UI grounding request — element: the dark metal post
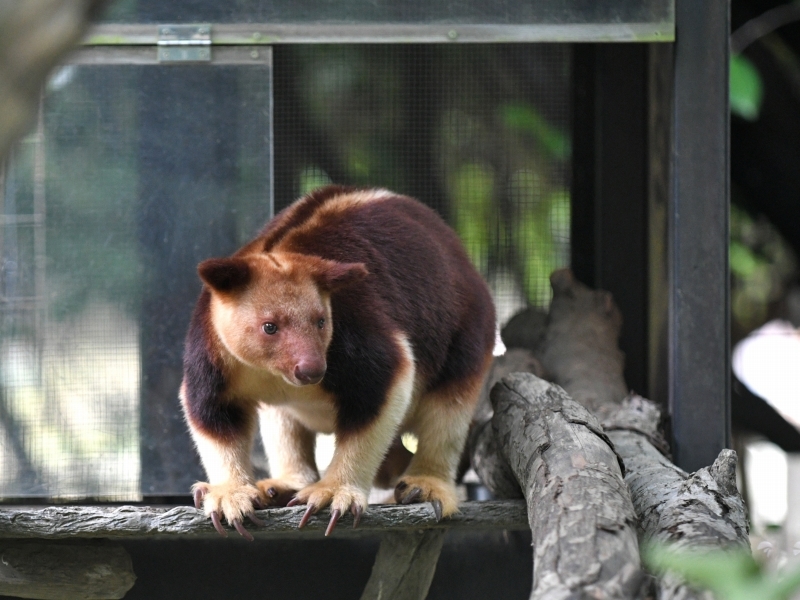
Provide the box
[669,0,731,471]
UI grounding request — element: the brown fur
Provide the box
[181,186,496,533]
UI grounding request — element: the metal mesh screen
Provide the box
[0,61,272,500]
[274,44,571,323]
[0,43,570,501]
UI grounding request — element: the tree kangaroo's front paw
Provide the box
[255,478,302,507]
[394,475,459,521]
[192,481,266,541]
[287,480,368,536]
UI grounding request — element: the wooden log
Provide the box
[540,272,750,551]
[0,0,108,160]
[0,501,528,540]
[489,373,646,599]
[474,348,544,425]
[0,540,135,600]
[539,269,628,419]
[604,397,748,551]
[604,396,749,600]
[469,348,542,500]
[359,530,445,600]
[491,269,752,600]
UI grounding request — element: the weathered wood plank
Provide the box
[0,501,528,540]
[0,540,135,600]
[359,530,446,600]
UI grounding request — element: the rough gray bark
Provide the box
[480,269,751,600]
[359,530,445,600]
[539,269,628,419]
[0,502,523,600]
[604,397,749,600]
[0,0,108,161]
[470,348,543,500]
[475,348,544,425]
[543,272,750,558]
[0,501,528,540]
[604,397,748,551]
[482,373,645,599]
[0,541,135,600]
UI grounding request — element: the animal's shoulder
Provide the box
[257,185,359,251]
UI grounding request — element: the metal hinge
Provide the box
[157,24,211,62]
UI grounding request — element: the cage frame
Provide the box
[0,2,733,597]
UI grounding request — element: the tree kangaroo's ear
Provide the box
[198,257,251,293]
[305,257,369,292]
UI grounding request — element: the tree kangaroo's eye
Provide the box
[317,318,325,329]
[262,323,278,335]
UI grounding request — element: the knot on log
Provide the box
[709,449,739,497]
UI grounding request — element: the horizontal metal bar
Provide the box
[0,214,43,226]
[157,40,212,46]
[0,296,42,306]
[65,46,272,66]
[84,22,675,45]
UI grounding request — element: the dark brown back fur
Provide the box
[269,188,495,413]
[186,186,495,435]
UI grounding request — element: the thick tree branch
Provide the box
[476,269,751,600]
[0,501,528,540]
[0,0,107,160]
[481,373,646,599]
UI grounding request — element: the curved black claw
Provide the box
[248,511,265,527]
[431,500,443,522]
[232,519,254,541]
[193,488,205,510]
[287,497,301,507]
[394,481,408,500]
[253,496,267,510]
[266,487,278,499]
[325,509,341,537]
[351,504,363,529]
[298,503,317,529]
[399,487,423,505]
[210,511,228,538]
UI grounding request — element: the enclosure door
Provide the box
[0,48,272,499]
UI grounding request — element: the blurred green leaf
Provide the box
[298,166,332,196]
[643,543,800,600]
[450,163,494,273]
[730,54,763,121]
[499,103,571,160]
[730,240,764,278]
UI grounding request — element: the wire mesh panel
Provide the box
[0,56,272,500]
[1,43,569,502]
[273,44,572,323]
